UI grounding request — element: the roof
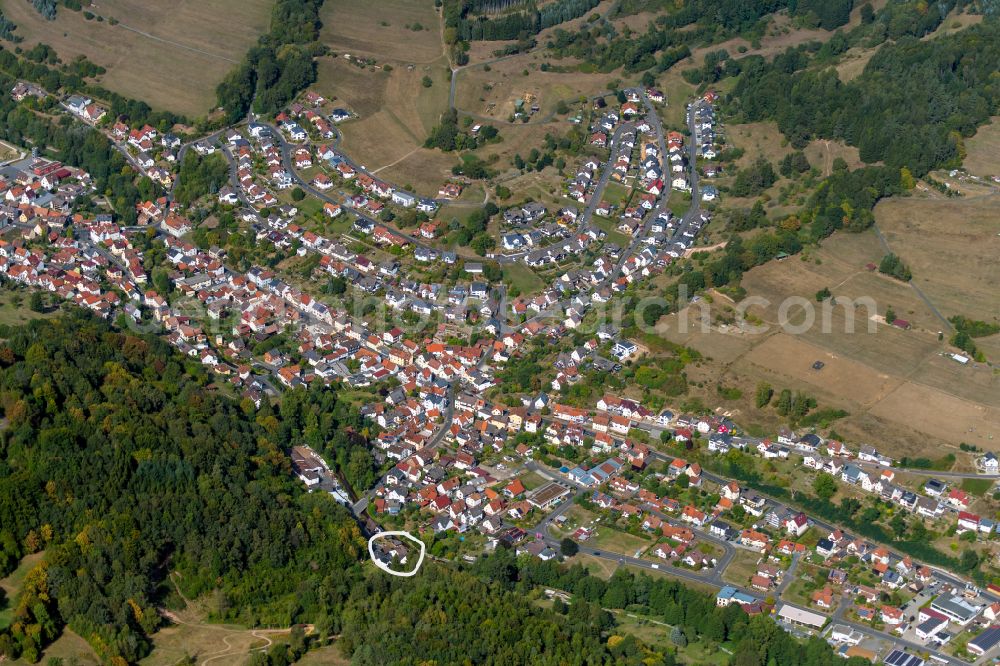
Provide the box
[969,625,1000,654]
[883,649,924,666]
[777,604,826,629]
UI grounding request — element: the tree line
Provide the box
[448,0,601,41]
[728,19,1000,176]
[216,0,325,123]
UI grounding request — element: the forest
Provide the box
[728,19,1000,175]
[342,547,872,666]
[451,0,602,41]
[0,312,367,662]
[216,0,324,123]
[173,151,230,206]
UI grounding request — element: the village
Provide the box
[2,75,1000,666]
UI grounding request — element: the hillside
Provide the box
[0,0,273,117]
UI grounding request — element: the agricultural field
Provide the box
[656,223,1000,457]
[0,0,273,117]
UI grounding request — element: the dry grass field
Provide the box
[1,0,273,117]
[874,195,1000,323]
[656,225,1000,457]
[835,46,878,82]
[320,0,444,64]
[964,117,1000,178]
[454,53,616,121]
[19,630,100,666]
[315,0,458,192]
[726,122,863,176]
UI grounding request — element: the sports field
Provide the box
[1,0,273,117]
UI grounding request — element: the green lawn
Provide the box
[613,612,730,665]
[603,182,633,207]
[592,216,631,247]
[667,190,692,218]
[517,470,547,491]
[591,527,654,556]
[961,478,994,496]
[0,288,57,328]
[503,263,545,297]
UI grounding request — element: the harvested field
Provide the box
[1,0,272,117]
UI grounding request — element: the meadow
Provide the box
[1,0,273,117]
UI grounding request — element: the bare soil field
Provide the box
[320,0,445,64]
[1,0,272,117]
[964,117,1000,178]
[656,227,1000,456]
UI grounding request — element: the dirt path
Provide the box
[370,147,421,174]
[111,22,239,64]
[161,573,313,666]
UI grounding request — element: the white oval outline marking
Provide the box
[367,530,425,577]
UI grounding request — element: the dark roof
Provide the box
[969,625,1000,653]
[884,649,924,666]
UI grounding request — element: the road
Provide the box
[350,387,456,517]
[577,120,637,231]
[260,122,438,250]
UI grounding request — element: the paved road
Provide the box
[578,120,637,231]
[351,388,456,517]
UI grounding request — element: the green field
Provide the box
[592,216,631,247]
[961,478,994,496]
[503,263,545,296]
[591,527,654,556]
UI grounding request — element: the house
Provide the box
[980,452,999,473]
[392,191,416,208]
[612,339,637,360]
[739,529,769,552]
[880,605,904,625]
[811,587,834,609]
[783,512,809,537]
